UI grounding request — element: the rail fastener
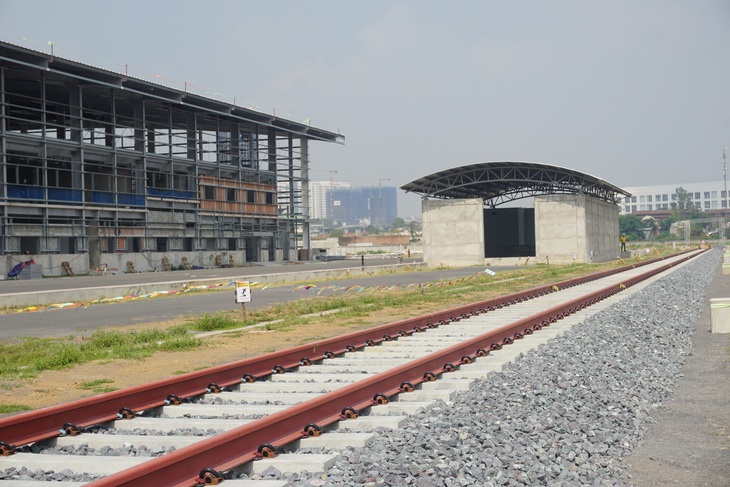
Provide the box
[206,383,228,393]
[304,423,323,437]
[400,381,415,392]
[0,441,16,456]
[257,443,278,458]
[165,394,182,406]
[341,406,359,419]
[198,467,224,485]
[373,393,389,405]
[60,422,83,436]
[117,407,136,419]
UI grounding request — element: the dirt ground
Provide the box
[0,249,687,413]
[622,267,730,487]
[0,307,412,412]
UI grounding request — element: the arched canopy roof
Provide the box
[400,161,630,207]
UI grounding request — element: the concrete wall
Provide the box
[422,198,485,267]
[3,251,247,278]
[339,235,410,246]
[534,194,618,264]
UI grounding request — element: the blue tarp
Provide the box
[8,259,34,278]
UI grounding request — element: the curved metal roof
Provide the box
[400,161,630,207]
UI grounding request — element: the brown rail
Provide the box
[85,249,702,486]
[0,250,698,455]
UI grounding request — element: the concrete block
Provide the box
[710,298,730,333]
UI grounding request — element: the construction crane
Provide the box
[311,169,338,185]
[348,177,390,188]
[351,178,390,198]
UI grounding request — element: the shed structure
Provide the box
[401,162,631,266]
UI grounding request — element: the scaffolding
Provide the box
[0,41,344,273]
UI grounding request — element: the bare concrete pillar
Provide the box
[710,298,730,333]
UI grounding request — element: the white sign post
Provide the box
[235,281,251,324]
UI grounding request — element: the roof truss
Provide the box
[401,162,630,207]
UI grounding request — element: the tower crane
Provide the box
[349,177,390,197]
[311,169,338,185]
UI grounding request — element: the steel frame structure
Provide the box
[0,41,343,267]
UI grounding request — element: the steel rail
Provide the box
[0,250,697,450]
[83,249,702,486]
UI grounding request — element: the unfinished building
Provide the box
[0,41,344,276]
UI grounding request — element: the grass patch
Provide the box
[0,404,32,414]
[264,315,313,332]
[78,378,117,393]
[0,248,681,382]
[188,313,242,332]
[0,327,201,381]
[79,378,114,389]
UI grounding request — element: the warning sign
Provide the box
[235,281,251,303]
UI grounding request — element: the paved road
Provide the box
[0,259,504,340]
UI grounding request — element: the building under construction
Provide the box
[329,186,398,227]
[0,41,344,276]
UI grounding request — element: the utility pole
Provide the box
[722,145,728,216]
[722,145,728,242]
[328,170,337,223]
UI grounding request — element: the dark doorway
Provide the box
[484,207,535,257]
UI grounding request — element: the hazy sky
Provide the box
[2,1,729,217]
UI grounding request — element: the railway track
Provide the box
[0,250,704,486]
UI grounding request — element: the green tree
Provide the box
[408,220,420,241]
[660,214,679,234]
[670,187,695,218]
[619,214,644,241]
[392,217,406,229]
[668,187,706,237]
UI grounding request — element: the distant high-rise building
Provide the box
[309,180,351,220]
[329,186,398,226]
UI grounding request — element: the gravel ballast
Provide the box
[1,250,719,485]
[280,250,718,486]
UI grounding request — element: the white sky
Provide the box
[2,0,729,218]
